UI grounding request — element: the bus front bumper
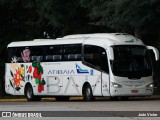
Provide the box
[110,87,153,97]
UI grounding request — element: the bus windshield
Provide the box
[110,45,152,78]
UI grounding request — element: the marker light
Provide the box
[112,82,122,88]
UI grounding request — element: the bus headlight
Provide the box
[146,83,154,88]
[112,82,122,88]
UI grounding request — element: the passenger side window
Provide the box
[45,46,62,62]
[20,47,31,62]
[30,46,44,62]
[84,45,109,73]
[84,45,101,68]
[7,47,27,63]
[7,47,19,63]
[7,46,44,63]
[63,44,82,61]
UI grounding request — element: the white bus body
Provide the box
[5,33,159,101]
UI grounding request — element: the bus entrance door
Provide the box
[101,72,110,96]
[101,50,110,96]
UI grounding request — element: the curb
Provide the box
[0,96,159,102]
[0,97,83,102]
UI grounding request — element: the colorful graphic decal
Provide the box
[32,62,46,93]
[26,65,33,81]
[27,65,32,73]
[21,47,31,62]
[9,47,46,93]
[90,69,94,75]
[9,62,46,93]
[76,64,89,74]
[76,64,94,75]
[11,56,18,63]
[10,64,25,91]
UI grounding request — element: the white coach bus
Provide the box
[5,33,159,101]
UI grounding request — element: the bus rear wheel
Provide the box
[83,84,94,101]
[25,85,41,101]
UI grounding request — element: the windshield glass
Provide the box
[110,45,152,78]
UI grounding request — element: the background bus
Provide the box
[5,33,159,101]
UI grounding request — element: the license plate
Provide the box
[131,90,138,93]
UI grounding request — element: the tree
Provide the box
[79,0,160,45]
[35,0,94,36]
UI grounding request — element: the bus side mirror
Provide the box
[147,46,159,61]
[108,47,114,60]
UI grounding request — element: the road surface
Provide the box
[0,96,160,120]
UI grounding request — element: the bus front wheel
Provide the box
[83,84,94,101]
[120,97,129,101]
[110,97,119,101]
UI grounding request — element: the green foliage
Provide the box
[0,0,159,41]
[79,0,160,45]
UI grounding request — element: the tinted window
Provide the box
[7,47,17,63]
[7,46,44,63]
[111,45,152,77]
[101,49,109,73]
[63,44,82,61]
[7,47,27,63]
[45,46,62,62]
[20,47,31,62]
[30,46,44,62]
[84,45,109,73]
[84,45,101,67]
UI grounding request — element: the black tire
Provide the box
[110,96,119,101]
[83,84,94,101]
[55,96,70,101]
[34,96,42,101]
[120,97,129,101]
[25,85,41,101]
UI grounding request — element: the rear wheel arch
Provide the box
[24,82,32,96]
[24,82,41,101]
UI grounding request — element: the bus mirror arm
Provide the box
[108,47,114,60]
[147,46,159,61]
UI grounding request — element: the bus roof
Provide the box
[62,33,144,45]
[63,33,128,39]
[7,38,85,47]
[7,33,144,47]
